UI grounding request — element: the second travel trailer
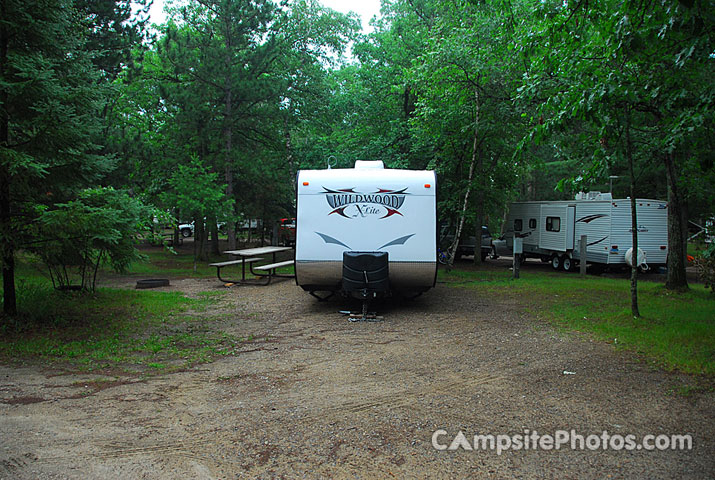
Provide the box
[502,192,668,271]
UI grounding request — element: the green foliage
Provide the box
[694,243,715,293]
[30,188,151,291]
[74,0,152,81]
[0,0,114,229]
[161,157,231,222]
[408,0,530,230]
[1,0,122,314]
[517,0,713,196]
[106,0,359,243]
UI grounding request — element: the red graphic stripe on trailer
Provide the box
[329,207,350,218]
[376,188,408,194]
[322,187,356,194]
[381,208,404,219]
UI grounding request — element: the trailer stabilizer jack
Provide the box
[339,303,383,322]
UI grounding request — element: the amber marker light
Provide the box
[303,181,309,186]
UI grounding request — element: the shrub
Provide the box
[693,243,715,293]
[29,188,152,291]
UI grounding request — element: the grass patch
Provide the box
[125,249,223,278]
[123,245,294,280]
[1,277,251,375]
[16,243,294,282]
[442,268,715,375]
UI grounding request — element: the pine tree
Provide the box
[0,0,112,315]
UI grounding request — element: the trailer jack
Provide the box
[339,300,383,322]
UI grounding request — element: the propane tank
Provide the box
[625,247,648,269]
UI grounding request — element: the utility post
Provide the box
[513,236,523,279]
[609,175,619,195]
[580,235,587,276]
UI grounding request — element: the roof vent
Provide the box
[355,160,384,169]
[575,191,612,201]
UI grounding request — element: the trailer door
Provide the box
[565,205,575,250]
[539,204,570,252]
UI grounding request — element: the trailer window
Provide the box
[529,218,537,229]
[546,216,561,232]
[514,219,523,232]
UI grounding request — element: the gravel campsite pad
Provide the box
[1,275,713,478]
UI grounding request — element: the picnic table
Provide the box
[210,245,295,285]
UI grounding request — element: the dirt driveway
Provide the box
[1,275,713,479]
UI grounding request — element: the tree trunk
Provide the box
[202,221,209,260]
[1,241,16,317]
[629,191,640,318]
[448,153,475,266]
[0,12,16,316]
[224,66,236,250]
[192,219,198,272]
[260,203,266,247]
[663,152,689,291]
[208,216,220,255]
[473,218,483,264]
[284,116,296,188]
[0,141,16,318]
[473,179,484,265]
[448,87,480,266]
[473,93,484,266]
[195,219,207,262]
[626,110,640,317]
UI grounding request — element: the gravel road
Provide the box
[1,272,712,479]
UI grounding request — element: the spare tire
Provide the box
[136,278,170,289]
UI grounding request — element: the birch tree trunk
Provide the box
[448,88,480,265]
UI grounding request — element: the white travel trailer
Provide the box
[503,192,669,271]
[295,161,437,298]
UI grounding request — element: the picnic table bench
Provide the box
[209,257,263,284]
[212,246,295,285]
[252,259,296,285]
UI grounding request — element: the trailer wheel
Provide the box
[562,257,573,272]
[551,254,561,270]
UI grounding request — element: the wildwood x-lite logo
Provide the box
[323,187,407,219]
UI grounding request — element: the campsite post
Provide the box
[513,235,523,279]
[580,235,587,276]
